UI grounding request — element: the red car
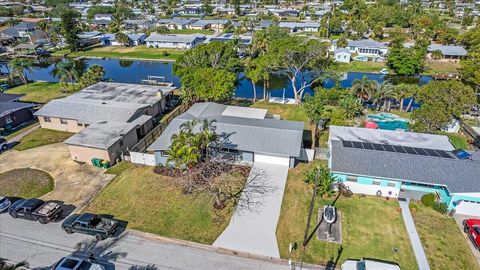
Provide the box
[463,219,480,250]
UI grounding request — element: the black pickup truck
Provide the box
[8,198,63,224]
[62,213,118,240]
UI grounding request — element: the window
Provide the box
[5,115,12,124]
[387,182,396,187]
[346,175,357,182]
[44,116,51,123]
[372,180,381,185]
[119,140,124,147]
[77,122,83,127]
[60,119,68,125]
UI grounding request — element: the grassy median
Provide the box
[276,162,418,269]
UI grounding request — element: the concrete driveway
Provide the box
[0,143,113,210]
[454,214,480,266]
[213,162,289,258]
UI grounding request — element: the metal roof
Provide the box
[147,102,304,157]
[330,140,480,193]
[64,121,138,149]
[333,39,388,49]
[329,126,454,151]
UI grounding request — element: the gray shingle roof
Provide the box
[0,101,34,118]
[145,34,205,43]
[334,39,388,49]
[0,93,23,102]
[330,140,480,193]
[147,102,304,157]
[64,121,138,149]
[427,44,467,56]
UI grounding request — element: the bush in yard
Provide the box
[433,202,448,214]
[421,193,436,207]
[335,182,353,198]
[162,51,170,56]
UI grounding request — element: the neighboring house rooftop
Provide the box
[0,92,23,102]
[427,44,468,56]
[278,21,320,29]
[64,121,138,149]
[0,101,35,118]
[78,31,104,39]
[329,126,454,151]
[148,102,304,157]
[330,139,480,193]
[145,34,205,43]
[333,39,388,49]
[334,48,351,54]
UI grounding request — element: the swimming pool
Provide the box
[367,113,409,131]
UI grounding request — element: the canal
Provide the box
[0,58,433,99]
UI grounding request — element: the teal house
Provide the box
[328,126,480,216]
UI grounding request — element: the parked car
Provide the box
[62,213,118,240]
[51,257,105,270]
[0,197,11,212]
[463,219,480,250]
[8,198,63,224]
[0,137,7,150]
[342,259,400,270]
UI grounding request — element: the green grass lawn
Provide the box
[0,168,54,198]
[276,162,417,269]
[410,201,480,270]
[229,100,310,126]
[443,133,469,150]
[336,61,387,73]
[14,128,73,151]
[423,60,460,75]
[6,82,78,104]
[59,45,185,61]
[84,162,239,244]
[3,121,37,140]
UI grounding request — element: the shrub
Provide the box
[162,51,170,56]
[433,202,448,214]
[409,201,419,214]
[421,193,436,207]
[336,182,353,198]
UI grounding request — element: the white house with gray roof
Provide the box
[278,21,320,33]
[145,34,205,49]
[427,44,468,60]
[328,126,480,217]
[331,39,389,59]
[34,82,176,165]
[147,102,305,167]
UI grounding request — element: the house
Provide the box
[34,82,176,164]
[0,93,35,131]
[78,31,104,46]
[189,19,229,30]
[93,14,112,21]
[328,126,480,216]
[156,19,194,30]
[334,48,351,63]
[278,21,320,33]
[124,19,154,30]
[427,44,468,60]
[147,102,305,168]
[100,33,146,46]
[145,34,205,49]
[204,33,252,46]
[177,6,204,16]
[331,39,389,59]
[0,22,37,42]
[254,20,273,30]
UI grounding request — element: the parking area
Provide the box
[0,143,114,210]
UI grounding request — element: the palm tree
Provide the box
[350,75,378,103]
[52,60,81,92]
[374,82,395,111]
[392,84,409,112]
[156,26,170,35]
[8,59,32,86]
[198,119,218,160]
[245,60,263,102]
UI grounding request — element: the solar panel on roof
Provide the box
[383,145,396,152]
[352,141,363,148]
[393,145,406,153]
[343,140,353,148]
[372,143,385,151]
[436,150,453,158]
[362,142,374,150]
[403,147,417,155]
[424,149,441,157]
[413,148,429,156]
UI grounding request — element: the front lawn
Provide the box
[229,100,310,126]
[0,168,54,198]
[336,61,387,73]
[410,201,480,270]
[276,162,417,269]
[424,60,460,75]
[84,162,240,244]
[444,133,469,150]
[14,128,73,151]
[63,45,185,61]
[6,82,78,104]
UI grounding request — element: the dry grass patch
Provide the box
[0,168,54,198]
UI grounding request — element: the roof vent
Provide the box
[101,102,107,104]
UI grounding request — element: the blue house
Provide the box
[328,126,480,216]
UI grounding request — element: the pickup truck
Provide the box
[8,198,63,224]
[62,213,118,240]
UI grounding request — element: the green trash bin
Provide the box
[91,158,98,166]
[100,160,110,169]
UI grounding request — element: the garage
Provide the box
[254,153,290,166]
[455,201,480,217]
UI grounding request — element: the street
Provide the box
[0,214,319,270]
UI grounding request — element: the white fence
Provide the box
[299,148,315,161]
[130,151,157,166]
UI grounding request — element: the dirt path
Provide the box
[0,143,114,211]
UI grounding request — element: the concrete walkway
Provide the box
[213,162,289,258]
[5,123,40,146]
[398,199,430,270]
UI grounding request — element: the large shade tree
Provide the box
[60,9,81,52]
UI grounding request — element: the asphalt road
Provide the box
[0,213,319,270]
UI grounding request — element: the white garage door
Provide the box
[254,153,290,166]
[455,201,480,217]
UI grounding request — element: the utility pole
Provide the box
[302,169,319,248]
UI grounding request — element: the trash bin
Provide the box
[100,160,110,169]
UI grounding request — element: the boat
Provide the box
[323,205,336,224]
[380,68,389,75]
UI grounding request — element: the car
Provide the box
[51,257,105,270]
[0,137,7,150]
[0,197,11,212]
[342,259,400,270]
[8,198,63,224]
[62,213,118,240]
[463,219,480,250]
